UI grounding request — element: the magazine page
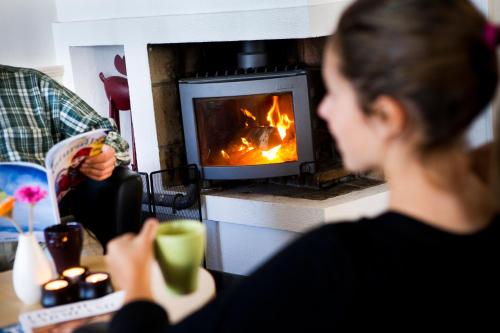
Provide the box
[19,291,124,333]
[44,130,107,203]
[0,163,59,242]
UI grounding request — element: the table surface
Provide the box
[0,256,215,327]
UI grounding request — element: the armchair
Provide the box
[59,166,143,248]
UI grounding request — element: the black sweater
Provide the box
[110,212,500,332]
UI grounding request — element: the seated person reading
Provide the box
[0,64,131,263]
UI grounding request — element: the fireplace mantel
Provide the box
[52,0,353,173]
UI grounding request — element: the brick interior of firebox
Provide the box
[147,37,384,198]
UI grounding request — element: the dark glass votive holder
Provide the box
[79,272,114,300]
[41,279,78,308]
[44,222,83,274]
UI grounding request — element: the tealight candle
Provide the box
[45,279,69,290]
[61,266,88,283]
[86,273,108,283]
[41,279,77,307]
[79,272,113,300]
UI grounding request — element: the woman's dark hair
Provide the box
[333,0,498,151]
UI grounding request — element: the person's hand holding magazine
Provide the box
[80,145,117,181]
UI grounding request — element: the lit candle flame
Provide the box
[85,273,109,283]
[45,280,69,291]
[62,267,86,278]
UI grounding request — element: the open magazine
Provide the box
[0,129,107,242]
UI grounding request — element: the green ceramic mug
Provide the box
[154,220,206,295]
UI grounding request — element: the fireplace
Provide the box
[179,69,314,180]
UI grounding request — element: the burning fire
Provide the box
[217,95,298,165]
[241,108,257,121]
[266,96,294,141]
[261,144,282,160]
[220,150,230,160]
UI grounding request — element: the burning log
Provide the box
[237,126,282,151]
[236,149,266,165]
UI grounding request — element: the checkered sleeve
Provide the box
[40,76,131,166]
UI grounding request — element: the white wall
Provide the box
[0,0,57,68]
[467,0,495,147]
[55,0,348,22]
[70,46,125,117]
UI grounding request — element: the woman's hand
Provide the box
[106,219,159,303]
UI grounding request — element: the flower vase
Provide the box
[12,233,53,305]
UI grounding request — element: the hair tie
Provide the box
[484,22,499,50]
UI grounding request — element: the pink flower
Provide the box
[14,186,48,205]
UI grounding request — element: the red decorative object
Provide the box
[99,55,137,170]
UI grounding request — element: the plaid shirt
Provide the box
[0,65,130,166]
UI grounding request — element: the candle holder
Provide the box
[79,272,113,300]
[44,223,83,274]
[41,279,78,308]
[61,266,88,284]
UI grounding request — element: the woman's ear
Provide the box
[368,95,406,143]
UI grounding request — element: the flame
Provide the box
[266,96,294,140]
[262,145,282,160]
[211,95,297,166]
[239,138,254,152]
[241,108,257,121]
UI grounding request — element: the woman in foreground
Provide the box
[106,0,500,331]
